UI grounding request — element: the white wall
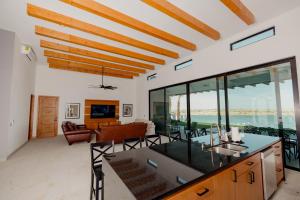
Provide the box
[8,36,36,156]
[0,29,36,161]
[136,6,300,120]
[0,29,15,161]
[33,64,137,136]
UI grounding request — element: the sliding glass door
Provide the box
[149,57,300,170]
[165,84,188,139]
[189,77,226,136]
[149,89,165,134]
[227,68,279,134]
[227,61,299,169]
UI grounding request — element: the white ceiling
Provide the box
[0,0,299,70]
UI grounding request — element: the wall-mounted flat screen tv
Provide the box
[90,104,116,118]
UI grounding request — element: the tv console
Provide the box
[84,99,120,129]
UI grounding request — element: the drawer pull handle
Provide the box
[197,188,209,197]
[274,146,280,149]
[275,154,280,157]
[247,161,254,166]
[232,169,237,182]
[251,171,255,183]
[248,172,253,184]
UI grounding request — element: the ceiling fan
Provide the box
[88,67,118,90]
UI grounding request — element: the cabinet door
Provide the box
[273,141,284,184]
[248,163,264,200]
[235,170,252,200]
[213,167,235,200]
[235,164,263,200]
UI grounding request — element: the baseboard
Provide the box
[0,156,7,162]
[6,140,28,160]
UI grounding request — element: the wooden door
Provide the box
[28,94,35,140]
[37,96,59,138]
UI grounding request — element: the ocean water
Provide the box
[191,115,296,130]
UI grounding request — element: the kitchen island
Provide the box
[102,134,283,200]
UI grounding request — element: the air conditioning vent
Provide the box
[21,44,36,61]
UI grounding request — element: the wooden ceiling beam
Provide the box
[40,40,154,70]
[47,58,134,78]
[35,26,165,64]
[60,0,197,50]
[220,0,255,25]
[27,4,179,58]
[44,50,144,74]
[142,0,220,40]
[49,63,133,79]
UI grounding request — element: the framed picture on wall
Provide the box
[123,104,133,117]
[65,103,80,119]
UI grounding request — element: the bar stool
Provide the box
[145,134,161,147]
[168,130,181,142]
[123,137,142,151]
[90,141,114,200]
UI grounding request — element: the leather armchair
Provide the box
[61,121,92,145]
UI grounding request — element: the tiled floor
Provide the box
[0,135,299,200]
[271,169,300,200]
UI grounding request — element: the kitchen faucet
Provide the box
[210,123,222,147]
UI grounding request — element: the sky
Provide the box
[170,80,295,112]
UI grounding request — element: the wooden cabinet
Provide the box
[235,160,263,200]
[165,152,264,200]
[234,153,263,200]
[272,141,284,184]
[165,178,215,200]
[213,167,235,200]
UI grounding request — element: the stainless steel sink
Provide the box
[219,143,247,152]
[208,146,239,156]
[207,143,248,157]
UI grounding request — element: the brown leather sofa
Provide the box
[95,122,147,144]
[61,121,92,145]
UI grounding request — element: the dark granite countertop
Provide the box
[151,133,281,174]
[105,134,281,200]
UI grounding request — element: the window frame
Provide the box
[174,59,193,71]
[147,73,157,81]
[230,27,275,51]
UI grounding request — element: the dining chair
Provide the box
[123,137,143,151]
[145,134,161,147]
[90,141,114,200]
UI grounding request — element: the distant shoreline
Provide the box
[171,110,295,116]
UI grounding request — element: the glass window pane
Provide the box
[175,60,192,71]
[227,62,299,169]
[166,84,187,139]
[231,28,275,50]
[150,89,165,134]
[189,78,222,137]
[227,69,278,132]
[218,77,226,127]
[277,63,299,169]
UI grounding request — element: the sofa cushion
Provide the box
[67,122,77,131]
